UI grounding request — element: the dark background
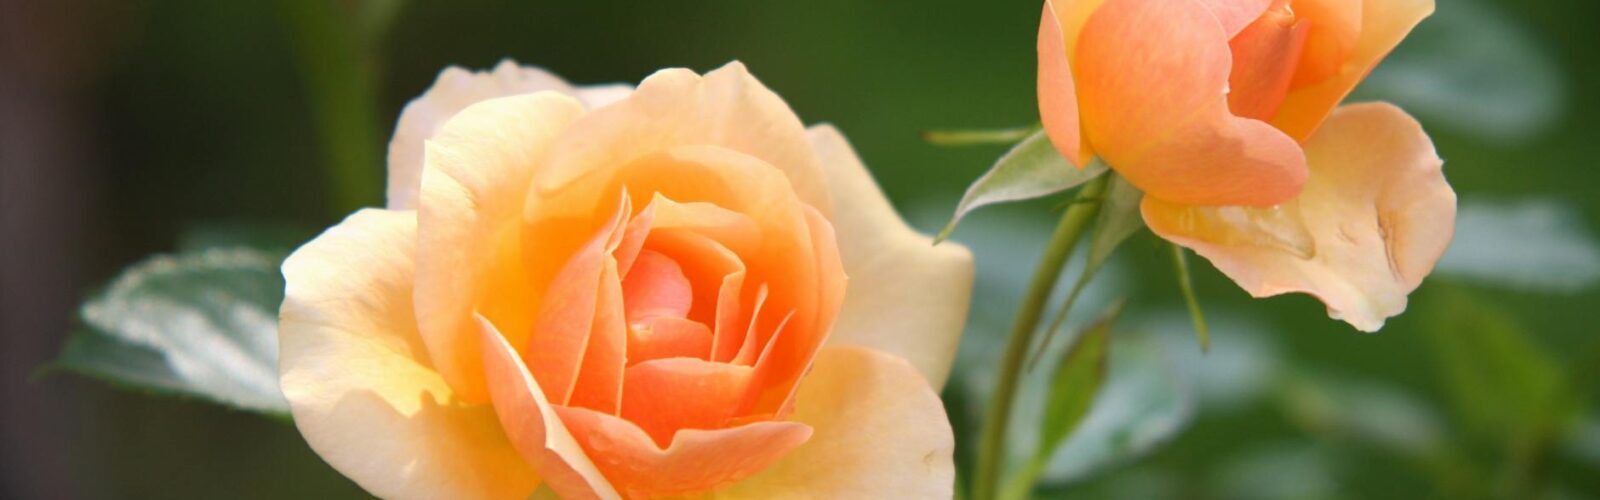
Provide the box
[2,0,1596,498]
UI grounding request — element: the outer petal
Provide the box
[1270,0,1434,141]
[415,93,586,403]
[279,209,538,500]
[556,406,812,498]
[1036,0,1090,167]
[1142,103,1456,331]
[806,125,973,389]
[1075,0,1307,206]
[480,317,622,500]
[536,61,834,215]
[387,59,632,209]
[714,346,956,499]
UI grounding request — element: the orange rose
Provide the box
[1038,0,1456,330]
[279,61,973,499]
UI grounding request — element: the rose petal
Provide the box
[1037,0,1092,167]
[1271,0,1432,141]
[537,61,833,215]
[527,194,631,410]
[279,209,538,499]
[1227,1,1311,121]
[1194,0,1274,36]
[556,406,811,498]
[414,93,585,403]
[713,346,956,499]
[479,317,622,500]
[1286,0,1364,89]
[388,60,630,209]
[621,249,694,325]
[620,358,756,447]
[807,125,974,389]
[1142,103,1455,332]
[627,316,713,365]
[1075,0,1307,206]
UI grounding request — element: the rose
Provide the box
[1037,0,1456,330]
[279,60,974,499]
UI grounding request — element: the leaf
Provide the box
[921,125,1038,147]
[937,130,1108,242]
[1038,301,1120,454]
[52,248,290,416]
[1419,287,1570,441]
[1354,0,1566,143]
[1020,330,1197,486]
[1003,302,1120,500]
[1169,243,1210,352]
[1278,372,1446,456]
[1435,199,1600,293]
[1029,174,1145,367]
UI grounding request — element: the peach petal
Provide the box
[620,358,755,447]
[626,317,713,365]
[1142,103,1455,332]
[567,256,627,415]
[1287,0,1364,88]
[280,209,539,500]
[722,284,770,364]
[745,206,846,415]
[1271,0,1432,141]
[1227,1,1311,121]
[807,125,974,389]
[387,60,631,210]
[1194,0,1274,36]
[415,93,585,403]
[525,195,631,406]
[537,62,832,215]
[647,230,748,359]
[713,346,955,499]
[1036,0,1090,167]
[621,249,693,325]
[479,317,621,500]
[1075,0,1307,206]
[555,406,811,498]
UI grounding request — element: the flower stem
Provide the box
[972,174,1109,500]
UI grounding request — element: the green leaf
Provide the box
[921,125,1038,147]
[1420,287,1570,441]
[937,130,1108,242]
[1004,302,1119,500]
[52,248,291,416]
[1029,174,1145,367]
[1170,243,1210,352]
[1039,301,1120,454]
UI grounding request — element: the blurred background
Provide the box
[2,0,1595,498]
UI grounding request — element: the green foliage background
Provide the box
[2,0,1596,498]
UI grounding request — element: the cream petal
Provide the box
[1142,103,1456,331]
[414,93,586,403]
[536,61,834,215]
[713,346,956,499]
[279,209,538,500]
[387,59,632,209]
[806,124,974,389]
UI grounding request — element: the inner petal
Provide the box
[621,249,693,325]
[1227,0,1310,121]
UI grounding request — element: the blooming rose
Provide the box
[279,60,974,499]
[1037,0,1456,330]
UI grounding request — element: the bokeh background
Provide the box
[3,0,1596,498]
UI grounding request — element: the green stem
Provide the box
[972,174,1109,500]
[280,0,385,217]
